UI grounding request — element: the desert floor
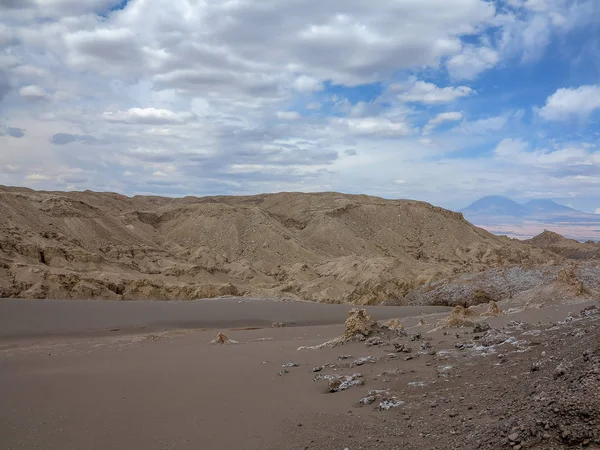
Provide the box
[1,297,598,450]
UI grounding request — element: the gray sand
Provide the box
[0,297,450,339]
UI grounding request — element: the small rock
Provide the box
[282,362,299,368]
[278,369,289,376]
[312,366,323,372]
[353,356,378,366]
[508,433,520,443]
[365,336,385,347]
[210,332,239,345]
[377,399,404,410]
[410,332,422,341]
[473,322,491,333]
[553,363,567,379]
[359,395,377,406]
[391,341,405,352]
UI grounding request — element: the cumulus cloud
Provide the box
[423,112,463,135]
[495,138,593,167]
[332,117,413,136]
[447,46,499,80]
[18,84,47,99]
[0,0,599,209]
[457,116,509,134]
[293,75,324,93]
[103,108,196,125]
[538,85,600,121]
[276,111,301,120]
[396,80,474,104]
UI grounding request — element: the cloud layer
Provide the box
[0,0,599,211]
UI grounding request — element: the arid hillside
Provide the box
[0,186,556,304]
[526,230,600,260]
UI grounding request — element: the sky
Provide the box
[1,0,600,212]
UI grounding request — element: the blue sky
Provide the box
[1,0,599,212]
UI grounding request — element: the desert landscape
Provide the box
[1,187,599,449]
[3,0,600,448]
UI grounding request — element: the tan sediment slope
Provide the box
[526,229,600,260]
[0,186,553,303]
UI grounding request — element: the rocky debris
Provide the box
[381,318,404,331]
[391,340,412,353]
[409,332,422,341]
[353,356,378,366]
[581,305,599,317]
[419,341,436,355]
[285,304,600,450]
[482,300,502,317]
[297,337,343,351]
[553,363,567,379]
[209,332,239,345]
[505,321,528,331]
[377,399,404,411]
[282,362,299,368]
[357,389,403,411]
[468,319,600,450]
[435,305,479,329]
[343,308,375,340]
[278,369,289,376]
[313,373,365,393]
[299,308,409,351]
[480,329,511,347]
[557,264,586,295]
[272,322,286,328]
[473,322,491,333]
[365,336,385,347]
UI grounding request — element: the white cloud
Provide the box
[538,85,600,121]
[495,138,593,167]
[26,173,52,181]
[0,0,599,211]
[103,108,196,125]
[447,46,499,80]
[457,116,509,134]
[276,111,301,120]
[423,112,463,135]
[18,84,47,98]
[396,80,474,104]
[293,75,324,93]
[332,117,413,136]
[494,138,529,158]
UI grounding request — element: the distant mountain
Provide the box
[523,199,577,215]
[461,196,600,242]
[462,196,579,218]
[461,195,527,218]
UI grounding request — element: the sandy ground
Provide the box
[0,298,449,339]
[1,298,598,450]
[0,298,449,450]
